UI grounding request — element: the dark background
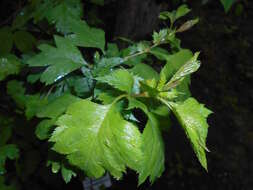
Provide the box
[0,0,252,190]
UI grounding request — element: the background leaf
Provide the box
[220,0,237,13]
[27,36,86,85]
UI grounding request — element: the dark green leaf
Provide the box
[0,27,13,55]
[27,36,86,85]
[0,54,21,81]
[7,80,26,109]
[220,0,236,13]
[45,0,83,34]
[13,31,36,53]
[66,19,105,51]
[0,144,19,174]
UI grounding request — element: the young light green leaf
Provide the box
[220,0,236,13]
[164,52,200,90]
[0,144,19,174]
[13,31,36,53]
[0,54,21,81]
[157,49,192,90]
[96,69,134,94]
[50,99,143,179]
[27,36,86,85]
[171,98,212,170]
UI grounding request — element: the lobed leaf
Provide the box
[27,36,86,85]
[171,98,212,169]
[96,69,134,94]
[50,99,143,179]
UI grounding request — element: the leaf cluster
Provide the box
[0,0,212,187]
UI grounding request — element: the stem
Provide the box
[157,97,173,110]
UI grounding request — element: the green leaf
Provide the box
[93,57,123,76]
[0,27,13,55]
[139,114,165,184]
[36,94,81,119]
[61,165,76,183]
[106,43,119,57]
[164,52,200,90]
[130,63,159,81]
[220,0,236,13]
[150,47,170,61]
[159,4,190,25]
[175,4,191,20]
[50,99,143,179]
[0,176,16,190]
[35,119,56,140]
[0,126,12,146]
[13,31,36,53]
[96,69,134,94]
[45,0,83,34]
[66,19,105,51]
[171,98,212,170]
[127,98,165,184]
[157,49,192,91]
[152,29,169,44]
[53,162,61,173]
[27,73,41,84]
[66,76,93,96]
[25,94,48,120]
[0,54,21,81]
[7,80,26,109]
[27,36,86,85]
[96,90,120,104]
[0,144,19,174]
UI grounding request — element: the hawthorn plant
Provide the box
[0,0,212,186]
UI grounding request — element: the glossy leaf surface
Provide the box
[27,36,86,85]
[171,98,212,169]
[50,100,143,179]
